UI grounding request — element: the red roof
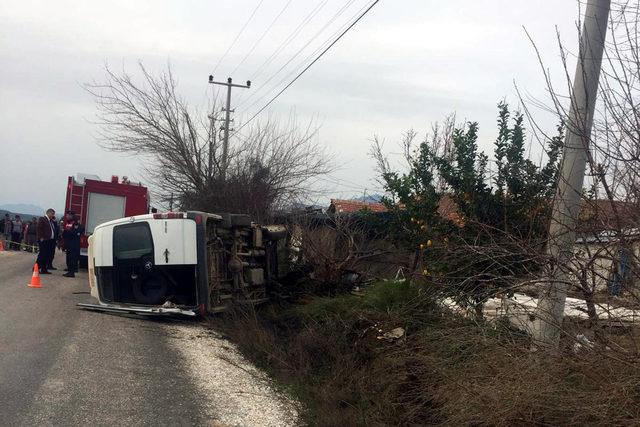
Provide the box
[578,199,639,232]
[329,195,638,232]
[329,199,388,214]
[437,194,465,227]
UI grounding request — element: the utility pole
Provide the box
[207,112,216,178]
[533,0,611,345]
[208,75,251,180]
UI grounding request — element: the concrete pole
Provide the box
[208,75,251,180]
[222,77,233,178]
[533,0,611,344]
[207,113,216,177]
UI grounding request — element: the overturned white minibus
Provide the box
[79,211,286,316]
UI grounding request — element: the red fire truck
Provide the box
[64,174,149,263]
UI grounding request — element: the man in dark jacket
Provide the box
[46,214,59,270]
[26,217,37,252]
[2,213,11,247]
[36,209,56,274]
[62,211,84,278]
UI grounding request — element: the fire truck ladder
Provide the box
[69,184,85,217]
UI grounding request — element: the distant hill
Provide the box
[352,194,383,203]
[0,203,45,216]
[0,209,37,222]
[1,204,70,223]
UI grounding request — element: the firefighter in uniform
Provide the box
[61,211,84,278]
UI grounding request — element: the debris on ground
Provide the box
[573,334,595,353]
[377,327,405,342]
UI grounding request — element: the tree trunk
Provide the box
[474,299,485,320]
[582,287,599,328]
[411,248,423,275]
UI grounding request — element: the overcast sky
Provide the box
[0,0,580,212]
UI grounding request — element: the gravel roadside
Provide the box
[165,323,300,427]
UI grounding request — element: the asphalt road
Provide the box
[0,251,297,426]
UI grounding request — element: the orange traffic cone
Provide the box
[0,240,4,251]
[28,263,42,288]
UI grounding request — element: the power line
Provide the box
[237,0,330,108]
[212,0,265,75]
[230,0,293,76]
[314,175,384,192]
[233,0,381,137]
[247,0,328,85]
[314,176,363,190]
[240,0,365,113]
[232,131,382,192]
[326,173,379,189]
[238,0,358,111]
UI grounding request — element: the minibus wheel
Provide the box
[132,274,168,305]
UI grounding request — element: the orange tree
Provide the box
[370,103,562,316]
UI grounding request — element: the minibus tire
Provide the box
[132,275,169,305]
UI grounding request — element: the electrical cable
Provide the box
[212,0,265,76]
[230,0,293,76]
[234,1,328,107]
[247,0,328,85]
[238,0,357,110]
[232,0,380,137]
[239,0,365,113]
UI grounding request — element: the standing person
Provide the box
[11,215,23,250]
[36,209,56,274]
[3,214,13,249]
[61,211,83,278]
[0,214,6,245]
[20,217,28,250]
[26,217,38,252]
[47,213,60,270]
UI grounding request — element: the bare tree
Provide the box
[370,114,457,194]
[289,213,388,294]
[85,64,332,221]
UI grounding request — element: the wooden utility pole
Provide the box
[533,0,611,345]
[208,75,251,179]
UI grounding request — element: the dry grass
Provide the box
[216,281,640,426]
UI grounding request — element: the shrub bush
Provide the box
[218,281,640,426]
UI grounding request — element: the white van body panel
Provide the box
[92,219,115,267]
[92,215,197,267]
[147,218,197,266]
[87,235,99,300]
